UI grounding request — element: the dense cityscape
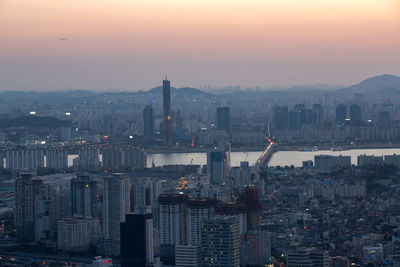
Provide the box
[0,74,399,266]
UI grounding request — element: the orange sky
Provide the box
[0,0,399,90]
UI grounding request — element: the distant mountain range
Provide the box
[145,86,211,97]
[336,74,400,94]
[0,74,399,105]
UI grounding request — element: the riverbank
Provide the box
[144,142,400,154]
[274,142,400,151]
[144,146,265,154]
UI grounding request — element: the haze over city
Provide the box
[2,1,400,267]
[1,0,400,91]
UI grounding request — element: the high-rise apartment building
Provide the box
[175,245,201,267]
[207,143,231,185]
[230,161,251,187]
[236,187,261,231]
[378,111,391,128]
[57,216,100,252]
[274,106,289,130]
[201,215,240,267]
[186,198,217,246]
[120,213,156,267]
[162,78,173,146]
[75,147,101,171]
[350,103,362,125]
[35,193,56,242]
[71,173,97,218]
[286,247,330,267]
[217,107,231,132]
[15,173,55,242]
[102,173,130,256]
[130,180,151,213]
[6,148,45,170]
[335,104,347,125]
[312,103,324,126]
[101,146,146,171]
[46,147,68,169]
[314,155,351,171]
[143,105,155,144]
[159,194,188,265]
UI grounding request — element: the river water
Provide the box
[68,148,400,168]
[147,148,400,168]
[146,151,263,168]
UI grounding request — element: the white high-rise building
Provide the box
[102,173,130,256]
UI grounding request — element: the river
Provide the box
[147,148,400,168]
[67,148,400,168]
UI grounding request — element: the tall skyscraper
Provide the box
[207,142,231,185]
[120,213,155,267]
[378,111,391,128]
[162,78,173,146]
[217,107,231,132]
[102,173,130,256]
[143,105,155,144]
[186,198,217,245]
[335,104,347,125]
[15,173,55,242]
[313,103,324,126]
[350,103,362,125]
[274,106,289,130]
[236,187,261,231]
[288,110,301,130]
[201,215,240,267]
[294,104,307,126]
[159,194,188,265]
[71,173,97,218]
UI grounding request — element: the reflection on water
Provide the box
[68,148,400,168]
[268,148,400,167]
[146,151,263,168]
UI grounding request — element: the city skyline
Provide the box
[1,0,399,91]
[1,1,400,266]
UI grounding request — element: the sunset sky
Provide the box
[0,0,399,91]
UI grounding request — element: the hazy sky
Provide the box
[1,0,399,91]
